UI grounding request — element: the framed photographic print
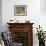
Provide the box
[14,5,27,16]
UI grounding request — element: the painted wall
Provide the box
[0,0,2,32]
[40,0,46,31]
[2,0,46,46]
[2,0,40,31]
[2,0,40,46]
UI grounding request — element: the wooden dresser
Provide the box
[7,23,34,46]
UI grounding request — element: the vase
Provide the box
[39,40,45,46]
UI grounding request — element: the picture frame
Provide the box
[14,5,27,16]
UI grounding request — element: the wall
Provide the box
[2,0,40,46]
[0,0,2,32]
[2,0,40,30]
[2,0,46,46]
[40,0,46,31]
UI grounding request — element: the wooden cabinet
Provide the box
[7,23,34,46]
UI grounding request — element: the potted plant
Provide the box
[36,25,45,46]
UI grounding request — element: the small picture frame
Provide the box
[14,5,27,16]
